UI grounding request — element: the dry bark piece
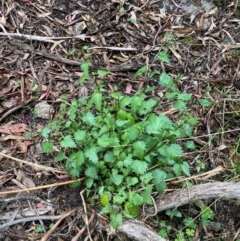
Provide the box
[146,182,240,215]
[117,220,166,241]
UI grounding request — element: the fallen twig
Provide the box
[41,209,77,241]
[0,215,61,230]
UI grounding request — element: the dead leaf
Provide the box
[0,123,28,134]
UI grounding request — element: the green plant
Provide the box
[166,208,182,219]
[35,224,44,233]
[41,69,198,228]
[158,220,171,238]
[200,205,214,226]
[158,49,170,64]
[196,159,206,172]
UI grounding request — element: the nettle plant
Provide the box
[41,69,198,228]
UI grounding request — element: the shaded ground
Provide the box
[0,0,240,240]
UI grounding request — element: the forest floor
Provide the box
[0,0,240,240]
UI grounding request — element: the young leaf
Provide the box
[135,66,147,77]
[178,93,192,101]
[152,169,167,182]
[131,160,148,174]
[74,130,86,142]
[60,135,76,148]
[97,136,111,147]
[173,163,182,176]
[142,187,153,204]
[87,92,102,111]
[165,144,183,158]
[173,100,186,110]
[85,147,98,163]
[199,99,211,107]
[74,151,85,168]
[133,141,146,159]
[41,127,51,138]
[82,112,96,126]
[110,213,122,229]
[85,166,97,178]
[131,192,144,206]
[125,201,139,217]
[111,169,123,185]
[42,141,53,154]
[55,151,65,162]
[186,140,196,149]
[158,49,170,64]
[101,192,111,206]
[97,69,111,77]
[146,114,173,134]
[85,177,94,188]
[181,161,190,176]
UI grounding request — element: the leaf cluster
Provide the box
[41,72,198,227]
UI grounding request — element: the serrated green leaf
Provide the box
[120,96,131,108]
[199,99,212,107]
[55,151,65,162]
[104,151,114,163]
[97,135,111,147]
[85,166,97,179]
[165,144,183,158]
[68,101,78,120]
[139,98,158,115]
[92,92,102,111]
[100,204,112,214]
[74,130,86,142]
[152,169,167,182]
[173,163,182,176]
[155,181,167,193]
[82,112,95,126]
[113,192,127,205]
[181,161,190,176]
[116,119,129,127]
[78,73,88,84]
[131,192,144,206]
[131,94,145,115]
[97,69,111,77]
[158,49,170,64]
[85,177,94,188]
[60,135,76,148]
[146,114,173,134]
[173,100,186,110]
[178,93,192,101]
[165,91,179,99]
[135,66,147,77]
[133,141,146,158]
[142,187,153,204]
[81,61,89,74]
[129,177,138,186]
[74,151,85,168]
[123,155,133,167]
[186,140,196,149]
[70,168,80,178]
[187,117,199,125]
[85,147,98,163]
[183,124,193,136]
[131,160,148,174]
[42,141,53,154]
[110,213,122,229]
[125,201,139,217]
[41,127,51,138]
[140,172,153,184]
[111,169,123,185]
